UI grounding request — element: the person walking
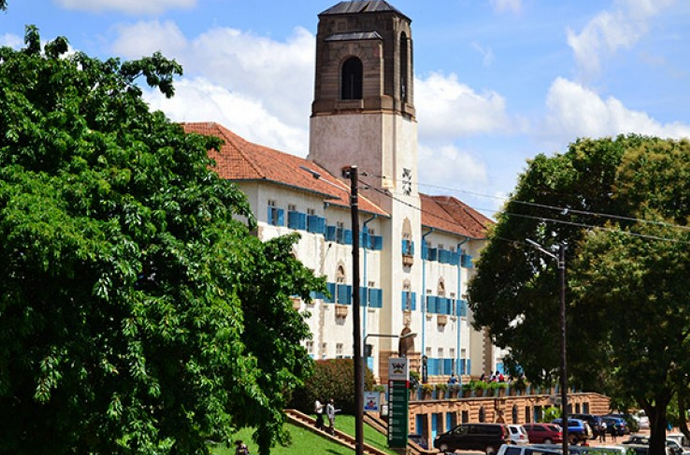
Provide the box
[598,421,607,443]
[314,398,324,430]
[326,398,336,435]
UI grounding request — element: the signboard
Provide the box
[388,357,409,381]
[388,357,409,449]
[363,391,380,412]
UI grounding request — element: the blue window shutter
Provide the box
[343,229,353,245]
[422,243,428,260]
[412,292,417,311]
[346,285,352,304]
[277,208,285,226]
[267,206,273,224]
[427,296,436,314]
[337,284,347,304]
[326,282,336,303]
[307,215,326,234]
[360,286,367,306]
[401,291,406,310]
[452,251,460,265]
[325,225,336,241]
[467,359,472,375]
[410,241,415,255]
[372,235,383,250]
[402,239,408,254]
[371,288,382,308]
[288,211,305,230]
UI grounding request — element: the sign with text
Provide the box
[388,357,409,449]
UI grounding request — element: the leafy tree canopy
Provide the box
[468,135,690,455]
[0,27,324,455]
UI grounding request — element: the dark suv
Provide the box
[434,423,511,454]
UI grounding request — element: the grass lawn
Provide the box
[210,415,399,455]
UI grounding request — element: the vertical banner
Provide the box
[387,358,409,449]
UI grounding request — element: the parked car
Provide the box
[433,423,511,454]
[602,415,629,436]
[666,433,690,451]
[523,423,564,444]
[623,435,683,455]
[497,444,561,455]
[508,425,530,446]
[532,443,631,455]
[408,433,428,450]
[551,418,592,444]
[571,413,606,439]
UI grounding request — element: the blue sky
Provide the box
[3,0,690,215]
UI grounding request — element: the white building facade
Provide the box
[184,0,506,383]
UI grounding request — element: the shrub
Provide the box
[289,359,374,415]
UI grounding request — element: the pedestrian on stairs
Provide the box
[314,397,324,430]
[326,398,336,435]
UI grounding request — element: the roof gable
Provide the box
[420,194,493,239]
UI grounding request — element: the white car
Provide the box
[497,444,560,455]
[508,425,530,446]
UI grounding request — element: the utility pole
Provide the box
[346,165,364,455]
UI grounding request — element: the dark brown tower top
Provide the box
[312,0,415,118]
[319,0,410,22]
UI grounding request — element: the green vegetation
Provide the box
[0,28,324,455]
[469,135,690,455]
[212,417,398,455]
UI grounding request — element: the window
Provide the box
[288,204,296,212]
[306,341,314,354]
[336,343,343,357]
[267,200,284,226]
[400,32,409,102]
[321,342,327,359]
[341,57,363,100]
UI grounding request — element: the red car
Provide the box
[522,423,563,444]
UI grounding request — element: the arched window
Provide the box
[479,406,486,423]
[341,57,363,100]
[400,32,409,102]
[512,405,519,424]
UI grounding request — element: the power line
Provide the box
[363,171,690,235]
[359,171,690,245]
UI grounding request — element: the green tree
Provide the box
[468,135,690,455]
[0,27,324,455]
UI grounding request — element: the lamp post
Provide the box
[526,239,568,454]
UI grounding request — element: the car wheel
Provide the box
[568,434,578,445]
[544,439,553,444]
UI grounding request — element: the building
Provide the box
[183,0,504,383]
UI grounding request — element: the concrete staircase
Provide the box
[285,409,391,455]
[285,409,439,455]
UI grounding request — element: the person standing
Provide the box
[314,398,324,430]
[326,398,336,435]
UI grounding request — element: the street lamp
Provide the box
[526,239,568,454]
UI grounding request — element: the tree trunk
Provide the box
[647,393,672,455]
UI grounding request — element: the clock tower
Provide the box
[308,1,422,370]
[308,0,419,212]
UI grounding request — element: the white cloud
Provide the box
[415,72,510,140]
[544,77,690,140]
[144,78,309,155]
[0,33,23,49]
[112,21,314,131]
[490,0,522,14]
[55,0,195,15]
[418,143,489,191]
[566,0,676,79]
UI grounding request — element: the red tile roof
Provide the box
[181,122,491,238]
[420,194,493,239]
[181,122,388,217]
